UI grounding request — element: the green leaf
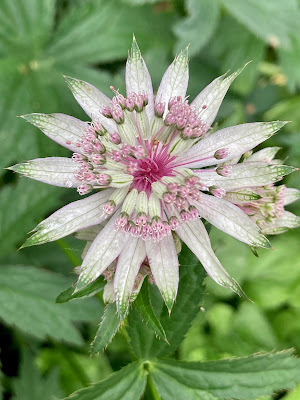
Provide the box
[133,279,167,342]
[56,276,105,303]
[12,349,62,400]
[223,0,300,49]
[0,0,55,55]
[280,36,300,92]
[46,0,174,64]
[209,15,265,94]
[0,266,102,345]
[127,244,206,358]
[37,347,112,395]
[150,351,300,400]
[0,180,63,258]
[62,361,147,400]
[91,303,121,355]
[173,0,220,56]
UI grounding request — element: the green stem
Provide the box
[56,238,82,267]
[145,373,161,400]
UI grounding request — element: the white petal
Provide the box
[155,48,189,118]
[65,76,117,133]
[246,146,282,163]
[177,122,286,168]
[194,194,270,248]
[114,238,146,318]
[145,235,179,312]
[176,219,245,296]
[284,188,300,205]
[77,213,129,290]
[21,113,88,152]
[196,162,295,190]
[126,37,154,120]
[262,211,300,235]
[9,157,80,187]
[22,189,114,247]
[191,65,247,129]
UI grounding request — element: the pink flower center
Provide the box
[132,146,175,193]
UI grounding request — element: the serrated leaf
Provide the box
[12,350,62,400]
[133,279,167,342]
[56,275,105,303]
[91,303,121,355]
[173,0,220,56]
[0,266,102,345]
[0,180,63,258]
[127,244,206,358]
[62,361,147,400]
[223,0,300,49]
[150,351,300,400]
[0,0,55,55]
[46,0,174,64]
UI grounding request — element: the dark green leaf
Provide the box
[0,180,63,258]
[173,0,220,56]
[56,276,105,303]
[134,279,167,342]
[150,351,300,399]
[280,36,300,92]
[127,244,206,358]
[0,266,102,345]
[62,361,147,400]
[91,303,121,355]
[46,0,174,64]
[12,349,62,400]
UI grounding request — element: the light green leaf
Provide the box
[150,351,300,399]
[223,0,300,49]
[56,276,105,303]
[0,0,55,55]
[12,350,62,400]
[173,0,220,56]
[127,244,206,358]
[134,280,167,342]
[62,361,147,400]
[0,266,102,345]
[280,36,300,92]
[91,303,121,355]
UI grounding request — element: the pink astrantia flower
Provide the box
[10,38,298,318]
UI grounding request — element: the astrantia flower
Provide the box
[10,38,298,318]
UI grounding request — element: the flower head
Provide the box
[10,37,298,318]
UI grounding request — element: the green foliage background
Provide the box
[0,0,300,399]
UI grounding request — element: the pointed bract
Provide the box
[177,122,287,168]
[194,193,271,248]
[9,157,80,187]
[146,235,179,312]
[114,238,146,319]
[76,214,129,291]
[126,37,154,120]
[197,162,295,190]
[192,64,248,130]
[21,113,88,152]
[21,189,114,248]
[64,76,117,133]
[176,219,246,297]
[156,48,189,117]
[284,188,300,205]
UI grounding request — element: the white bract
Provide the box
[10,38,299,319]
